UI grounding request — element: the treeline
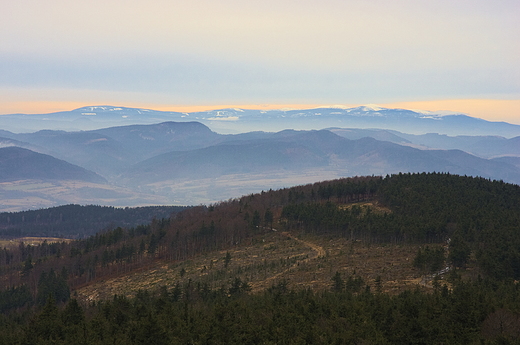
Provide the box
[0,204,188,238]
[1,277,520,344]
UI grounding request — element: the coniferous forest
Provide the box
[0,205,188,238]
[1,172,520,344]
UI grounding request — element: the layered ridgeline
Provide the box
[2,105,520,137]
[0,147,105,183]
[4,125,520,183]
[1,173,520,344]
[1,118,520,210]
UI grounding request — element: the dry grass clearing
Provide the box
[76,231,315,301]
[75,231,428,302]
[338,201,392,215]
[0,236,72,249]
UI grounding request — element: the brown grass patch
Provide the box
[0,236,72,249]
[75,230,430,302]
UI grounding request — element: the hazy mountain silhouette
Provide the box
[121,130,520,186]
[94,121,222,158]
[2,105,520,137]
[1,111,519,210]
[0,147,106,183]
[330,129,520,159]
[1,122,222,178]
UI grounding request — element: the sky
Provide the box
[1,0,519,123]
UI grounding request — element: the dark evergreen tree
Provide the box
[449,234,471,268]
[331,271,344,292]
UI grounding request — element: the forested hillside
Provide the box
[1,173,520,343]
[0,204,188,238]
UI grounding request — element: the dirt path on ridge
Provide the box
[250,230,325,292]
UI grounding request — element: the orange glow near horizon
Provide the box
[380,100,520,125]
[0,101,331,114]
[1,99,519,124]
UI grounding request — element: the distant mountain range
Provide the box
[328,128,520,159]
[2,105,520,137]
[0,105,519,211]
[120,130,520,186]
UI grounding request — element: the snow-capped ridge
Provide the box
[409,109,467,116]
[74,106,156,113]
[359,104,386,112]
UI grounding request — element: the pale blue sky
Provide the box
[0,0,518,121]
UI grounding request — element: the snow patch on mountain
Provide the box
[360,104,385,112]
[207,116,239,121]
[410,109,466,116]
